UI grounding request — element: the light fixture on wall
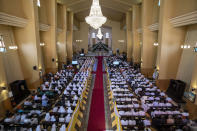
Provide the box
[181,44,191,49]
[153,42,159,46]
[85,0,107,29]
[118,40,124,43]
[8,33,18,50]
[40,42,45,46]
[37,0,41,7]
[9,46,18,50]
[76,40,83,43]
[0,35,6,53]
[97,28,103,39]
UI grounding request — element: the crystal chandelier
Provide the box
[85,0,107,29]
[97,28,103,39]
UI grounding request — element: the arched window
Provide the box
[37,0,41,7]
[92,32,96,38]
[106,32,109,38]
[158,0,160,6]
[0,35,6,52]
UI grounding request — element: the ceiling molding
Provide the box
[73,5,127,13]
[170,10,197,27]
[148,23,159,31]
[70,0,129,13]
[69,1,91,12]
[101,5,127,13]
[111,0,133,6]
[0,12,28,28]
[67,0,87,7]
[39,23,50,32]
[100,0,129,12]
[73,7,90,13]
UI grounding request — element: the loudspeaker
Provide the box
[81,48,84,53]
[166,79,186,103]
[33,66,37,70]
[10,80,30,107]
[117,49,120,54]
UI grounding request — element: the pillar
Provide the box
[157,0,186,79]
[42,0,58,73]
[66,12,73,61]
[126,11,132,62]
[141,0,157,72]
[14,0,42,89]
[57,5,67,65]
[132,5,141,63]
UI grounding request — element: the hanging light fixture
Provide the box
[8,33,18,50]
[97,28,103,39]
[85,0,107,29]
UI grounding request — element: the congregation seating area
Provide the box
[105,56,191,131]
[0,57,95,131]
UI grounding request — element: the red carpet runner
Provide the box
[88,56,105,131]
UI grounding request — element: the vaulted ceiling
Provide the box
[57,0,142,22]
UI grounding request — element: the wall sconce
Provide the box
[181,44,191,49]
[40,42,45,46]
[76,40,83,43]
[153,42,159,46]
[118,40,125,43]
[156,66,160,71]
[9,46,18,50]
[38,66,42,70]
[8,33,18,50]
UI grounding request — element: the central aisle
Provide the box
[87,56,105,131]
